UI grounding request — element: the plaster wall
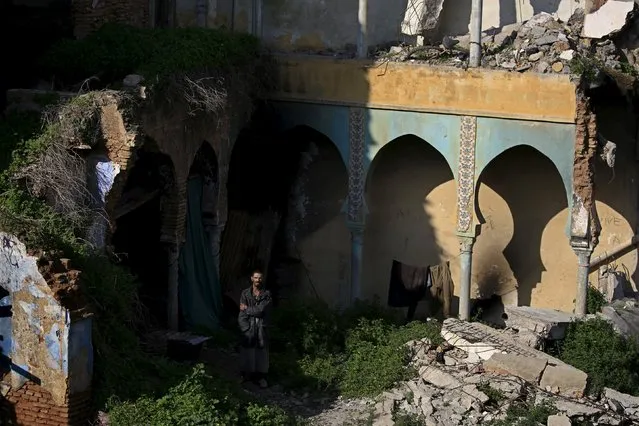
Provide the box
[300,134,636,314]
[285,135,351,305]
[272,56,577,124]
[276,98,637,314]
[0,234,93,405]
[177,0,580,51]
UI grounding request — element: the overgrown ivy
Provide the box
[40,23,263,89]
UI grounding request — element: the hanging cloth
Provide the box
[178,176,223,330]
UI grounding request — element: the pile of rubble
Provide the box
[380,5,639,87]
[361,318,639,426]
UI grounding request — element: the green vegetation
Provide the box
[270,299,443,397]
[42,23,261,85]
[586,285,607,314]
[487,400,557,426]
[555,318,639,396]
[0,24,279,425]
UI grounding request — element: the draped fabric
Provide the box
[178,176,222,330]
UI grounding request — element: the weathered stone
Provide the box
[123,74,144,87]
[536,34,560,46]
[539,365,588,398]
[583,0,634,39]
[504,306,573,340]
[401,0,445,36]
[419,365,461,389]
[554,399,601,417]
[487,375,525,397]
[604,387,639,416]
[483,353,547,383]
[462,384,490,405]
[441,319,567,366]
[547,414,571,426]
[552,62,565,72]
[529,51,544,62]
[560,49,575,61]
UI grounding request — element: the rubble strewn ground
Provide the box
[191,312,639,426]
[305,319,639,425]
[376,7,639,93]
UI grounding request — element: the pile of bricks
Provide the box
[3,381,92,426]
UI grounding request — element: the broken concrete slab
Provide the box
[419,365,461,389]
[483,353,547,383]
[401,0,445,37]
[555,399,601,417]
[599,299,639,341]
[583,0,635,39]
[503,306,575,340]
[604,387,639,416]
[547,414,572,426]
[539,365,588,398]
[441,318,570,366]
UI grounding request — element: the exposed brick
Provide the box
[5,381,92,426]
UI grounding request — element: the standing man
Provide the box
[238,268,272,388]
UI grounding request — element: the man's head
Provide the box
[250,269,264,288]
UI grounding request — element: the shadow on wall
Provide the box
[439,0,563,36]
[363,135,455,310]
[590,92,638,291]
[225,118,350,305]
[476,145,567,307]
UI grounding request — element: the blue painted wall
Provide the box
[366,108,461,178]
[273,102,350,167]
[0,295,11,366]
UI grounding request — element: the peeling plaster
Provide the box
[0,233,92,404]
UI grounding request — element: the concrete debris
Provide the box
[353,323,635,426]
[583,0,635,39]
[378,5,639,85]
[401,0,445,38]
[599,298,639,341]
[546,414,572,426]
[503,306,575,342]
[483,353,547,383]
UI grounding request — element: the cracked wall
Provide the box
[571,91,600,247]
[0,233,93,425]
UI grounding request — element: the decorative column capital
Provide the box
[458,236,475,254]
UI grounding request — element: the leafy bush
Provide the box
[586,285,607,314]
[558,318,639,396]
[108,365,297,426]
[488,400,557,426]
[40,23,262,88]
[270,299,442,397]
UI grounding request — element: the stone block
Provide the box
[503,306,574,340]
[419,365,461,389]
[604,387,639,416]
[539,365,588,398]
[547,414,572,426]
[483,353,547,383]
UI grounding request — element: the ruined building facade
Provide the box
[70,0,638,318]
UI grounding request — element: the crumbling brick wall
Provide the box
[3,380,92,426]
[73,0,149,39]
[571,91,601,246]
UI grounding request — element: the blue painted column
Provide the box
[573,246,593,316]
[456,116,479,321]
[458,237,475,320]
[346,107,367,303]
